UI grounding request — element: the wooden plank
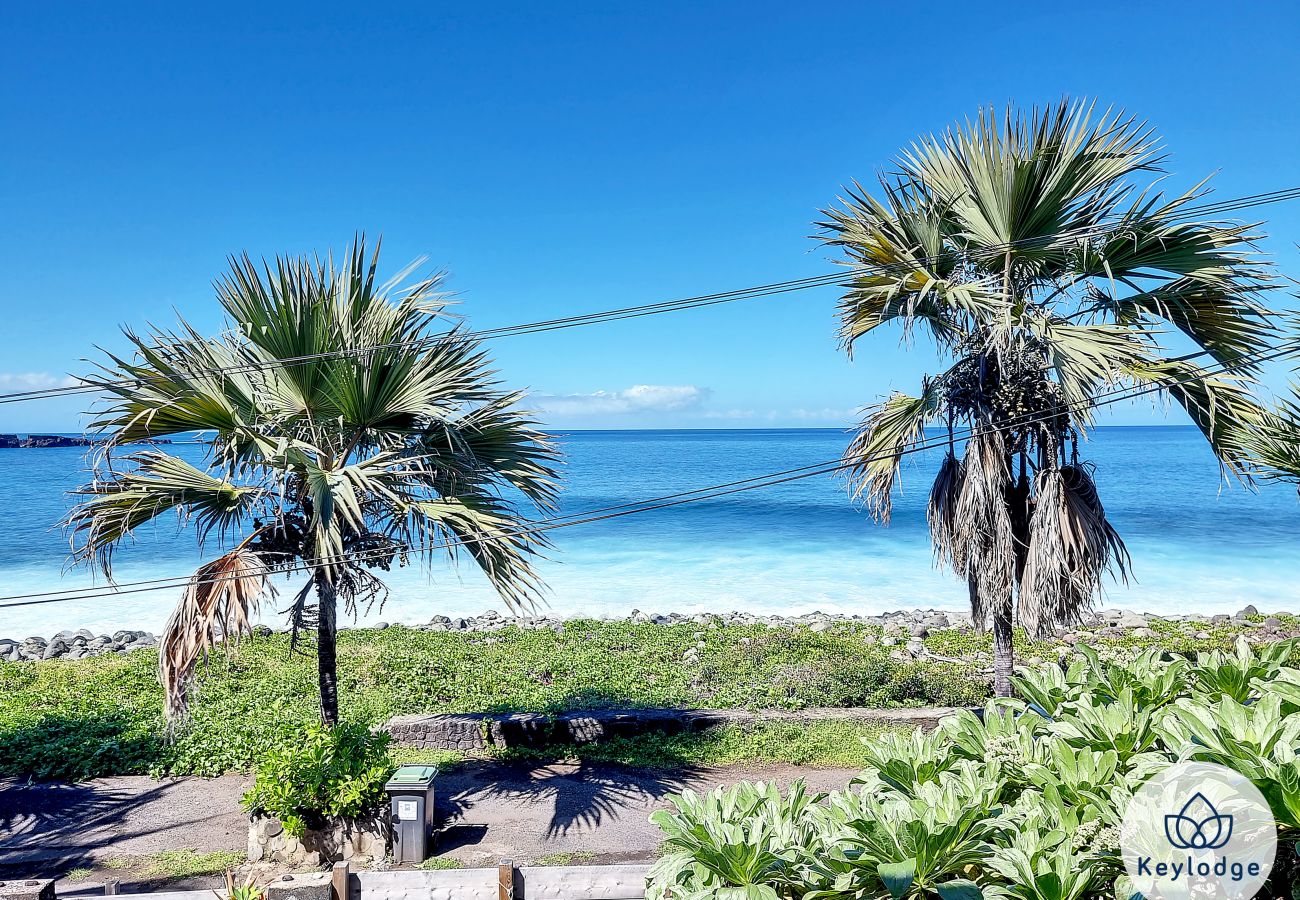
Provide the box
[498,860,515,900]
[517,865,651,900]
[354,868,499,900]
[331,862,349,900]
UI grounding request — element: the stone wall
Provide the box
[248,810,391,867]
[385,705,964,751]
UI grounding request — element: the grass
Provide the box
[491,720,895,769]
[0,617,1277,779]
[100,850,245,879]
[396,721,894,771]
[533,851,597,866]
[392,747,468,768]
[417,857,462,870]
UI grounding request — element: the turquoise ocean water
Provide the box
[0,427,1296,637]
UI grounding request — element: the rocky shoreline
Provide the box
[0,628,159,661]
[3,604,1293,663]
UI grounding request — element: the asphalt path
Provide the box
[0,760,862,883]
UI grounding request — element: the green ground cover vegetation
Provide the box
[0,618,1283,780]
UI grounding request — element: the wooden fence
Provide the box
[353,862,650,900]
[55,861,651,900]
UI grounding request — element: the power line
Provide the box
[0,341,1278,610]
[1,186,1296,408]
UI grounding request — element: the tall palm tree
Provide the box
[65,238,559,724]
[818,101,1276,695]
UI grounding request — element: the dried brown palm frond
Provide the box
[927,451,964,575]
[1019,465,1130,637]
[159,546,276,719]
[955,429,1015,631]
[1007,470,1033,586]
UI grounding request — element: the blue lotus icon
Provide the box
[1165,792,1234,850]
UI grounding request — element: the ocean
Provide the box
[0,427,1296,638]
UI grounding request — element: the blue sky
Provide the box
[2,1,1298,431]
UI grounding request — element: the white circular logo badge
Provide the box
[1121,761,1277,900]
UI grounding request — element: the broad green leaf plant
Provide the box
[647,637,1300,900]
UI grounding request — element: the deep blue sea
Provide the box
[0,427,1297,638]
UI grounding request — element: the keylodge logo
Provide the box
[1164,792,1234,850]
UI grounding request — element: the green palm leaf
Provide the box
[845,382,942,522]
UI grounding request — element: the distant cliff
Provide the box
[0,434,171,448]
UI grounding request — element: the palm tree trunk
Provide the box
[316,577,340,726]
[992,608,1014,697]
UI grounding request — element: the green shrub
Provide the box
[648,780,823,900]
[240,723,395,836]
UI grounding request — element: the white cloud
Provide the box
[785,407,857,422]
[533,384,712,416]
[701,408,757,420]
[0,372,78,391]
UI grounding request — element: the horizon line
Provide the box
[9,423,1203,436]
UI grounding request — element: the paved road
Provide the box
[0,761,861,872]
[0,775,254,867]
[431,760,859,866]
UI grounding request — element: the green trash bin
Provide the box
[386,765,438,863]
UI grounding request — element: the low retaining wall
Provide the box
[248,811,390,867]
[384,706,964,750]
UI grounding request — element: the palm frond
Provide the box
[820,182,1005,353]
[159,547,275,719]
[898,101,1160,255]
[1019,317,1155,416]
[954,429,1016,628]
[410,391,562,511]
[65,452,260,578]
[1073,189,1274,368]
[844,384,941,522]
[1233,390,1300,486]
[400,493,549,613]
[1118,279,1273,370]
[927,451,965,576]
[1125,358,1268,480]
[1020,466,1130,638]
[83,326,264,450]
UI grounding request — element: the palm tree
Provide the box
[818,101,1276,695]
[65,238,560,724]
